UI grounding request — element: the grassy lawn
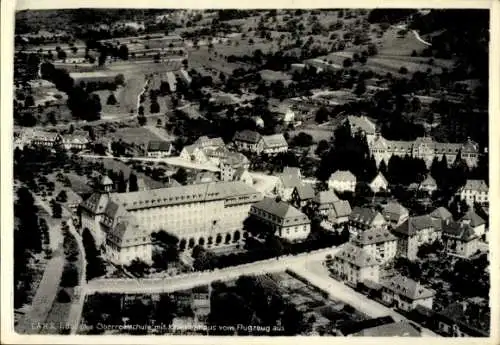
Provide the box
[111,126,164,146]
[259,69,292,82]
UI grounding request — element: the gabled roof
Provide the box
[329,170,356,182]
[461,180,488,192]
[353,227,397,246]
[382,202,409,222]
[100,175,113,186]
[252,197,310,226]
[370,172,388,186]
[313,190,339,205]
[334,243,381,267]
[147,140,172,152]
[352,321,421,337]
[381,274,435,300]
[194,136,224,148]
[110,181,261,211]
[420,175,437,187]
[80,193,109,214]
[262,134,288,148]
[103,200,128,219]
[233,130,262,144]
[349,207,385,226]
[330,200,352,219]
[442,220,478,242]
[182,144,201,154]
[393,215,436,236]
[461,209,486,227]
[279,173,302,189]
[294,184,315,200]
[107,215,149,247]
[430,207,452,221]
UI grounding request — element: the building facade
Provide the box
[458,179,489,206]
[381,275,435,312]
[329,243,382,286]
[328,170,357,193]
[249,197,311,242]
[80,180,263,264]
[352,227,398,264]
[393,215,441,261]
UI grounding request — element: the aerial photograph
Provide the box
[11,8,490,337]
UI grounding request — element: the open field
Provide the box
[110,126,164,146]
[259,69,292,82]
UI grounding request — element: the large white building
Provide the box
[458,179,489,205]
[80,179,263,265]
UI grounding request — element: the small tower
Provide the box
[99,175,113,193]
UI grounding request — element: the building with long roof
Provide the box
[80,178,263,264]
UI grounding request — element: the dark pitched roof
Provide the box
[294,184,315,200]
[460,209,486,227]
[313,190,340,206]
[80,193,109,214]
[147,140,172,152]
[381,274,435,300]
[329,200,352,219]
[393,215,436,236]
[430,207,452,221]
[334,243,382,267]
[337,316,394,336]
[382,202,409,222]
[252,197,309,226]
[352,321,421,337]
[349,207,385,226]
[442,220,478,242]
[233,130,262,144]
[353,227,398,245]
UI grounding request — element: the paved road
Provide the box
[249,172,279,195]
[84,247,340,295]
[15,245,65,334]
[79,153,220,172]
[293,259,439,337]
[412,30,432,46]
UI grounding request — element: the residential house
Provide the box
[31,131,63,147]
[233,130,263,153]
[393,215,441,261]
[352,227,398,264]
[328,170,357,193]
[291,184,315,208]
[179,144,208,163]
[460,209,486,238]
[435,297,490,337]
[430,207,453,223]
[274,170,303,201]
[382,202,409,227]
[442,220,479,258]
[219,153,250,182]
[325,200,352,227]
[329,242,381,286]
[380,274,435,312]
[348,207,386,235]
[193,136,225,150]
[261,134,288,155]
[146,140,173,158]
[458,179,488,205]
[369,172,389,193]
[283,166,302,179]
[346,115,377,139]
[62,131,90,150]
[311,190,340,216]
[253,116,264,128]
[418,175,438,194]
[352,321,421,337]
[249,197,311,242]
[233,168,253,186]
